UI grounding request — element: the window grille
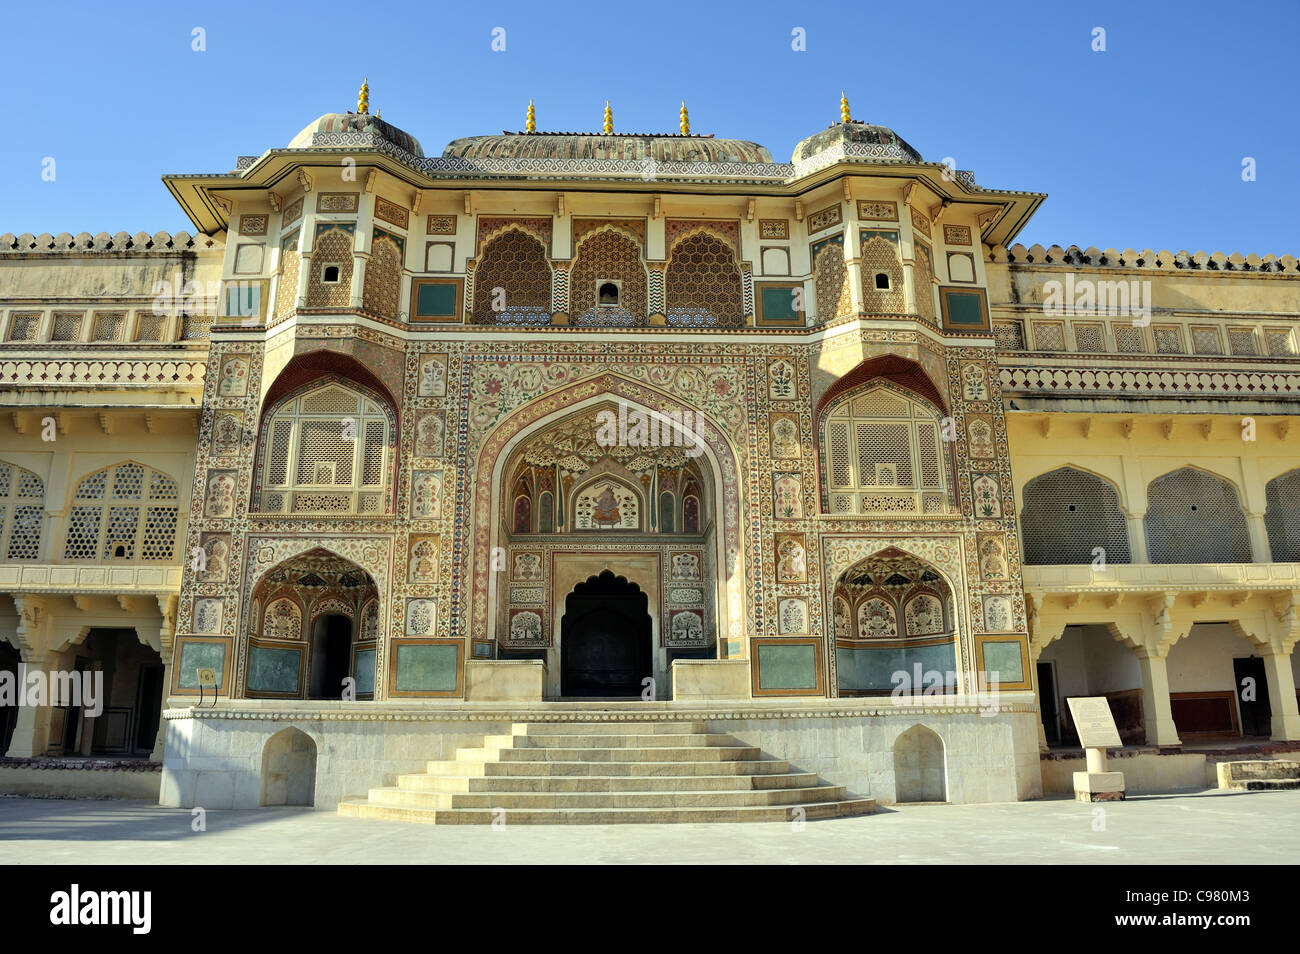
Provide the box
[1073,323,1106,353]
[1265,329,1295,357]
[1191,327,1223,355]
[570,230,648,326]
[822,385,947,514]
[1152,326,1184,354]
[1227,328,1258,356]
[92,313,124,341]
[180,316,212,340]
[134,314,166,342]
[992,321,1025,351]
[0,462,44,559]
[256,383,391,515]
[62,462,179,561]
[1113,324,1145,353]
[1033,322,1066,351]
[7,313,40,341]
[1145,468,1251,564]
[51,313,83,341]
[665,232,744,328]
[471,229,552,325]
[1265,470,1300,562]
[1021,467,1131,565]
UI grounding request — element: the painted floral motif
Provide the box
[416,412,446,458]
[513,552,543,581]
[669,609,704,644]
[983,596,1012,632]
[770,414,800,458]
[833,597,850,638]
[418,354,448,397]
[204,472,236,518]
[961,361,988,401]
[772,473,803,519]
[767,359,796,400]
[775,534,807,582]
[193,598,223,634]
[359,601,379,641]
[212,412,243,457]
[200,535,229,582]
[967,417,994,458]
[670,552,701,581]
[408,536,439,583]
[410,471,442,520]
[264,598,302,640]
[406,598,437,635]
[971,475,1001,517]
[778,598,807,634]
[979,535,1008,580]
[509,609,543,643]
[218,356,250,396]
[904,593,943,636]
[857,598,897,638]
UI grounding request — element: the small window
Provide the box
[111,543,128,559]
[597,280,620,306]
[874,273,890,290]
[321,264,341,283]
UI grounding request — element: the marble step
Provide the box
[484,733,742,750]
[457,745,763,763]
[423,758,793,777]
[338,797,877,825]
[396,771,824,793]
[1216,759,1300,787]
[511,722,712,735]
[362,783,850,810]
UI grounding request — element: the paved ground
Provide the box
[1,789,1296,864]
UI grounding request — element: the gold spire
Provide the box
[603,100,613,135]
[526,99,536,133]
[358,77,370,115]
[679,100,690,136]
[839,90,850,124]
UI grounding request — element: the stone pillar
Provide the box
[1246,510,1272,564]
[1260,651,1300,741]
[843,221,864,315]
[6,651,53,757]
[1136,651,1181,747]
[1123,510,1148,564]
[349,250,369,310]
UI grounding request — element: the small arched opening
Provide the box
[260,726,317,807]
[893,724,946,802]
[560,570,652,698]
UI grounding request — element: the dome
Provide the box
[792,121,922,164]
[443,133,773,164]
[289,112,423,158]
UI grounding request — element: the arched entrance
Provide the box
[560,571,652,698]
[245,549,378,701]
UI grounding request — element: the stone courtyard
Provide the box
[2,789,1295,865]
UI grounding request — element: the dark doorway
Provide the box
[561,571,652,697]
[135,664,164,754]
[1036,662,1061,746]
[309,614,353,700]
[1233,656,1272,737]
[0,641,19,754]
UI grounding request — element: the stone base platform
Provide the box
[159,695,1042,812]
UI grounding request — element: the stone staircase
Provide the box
[338,721,875,824]
[1216,759,1300,792]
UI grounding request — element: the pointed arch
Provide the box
[570,225,648,326]
[0,460,45,560]
[665,229,744,327]
[1265,468,1300,562]
[1021,466,1131,565]
[1145,466,1251,563]
[472,226,552,325]
[62,461,179,562]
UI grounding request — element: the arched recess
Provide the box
[237,545,386,700]
[260,726,317,806]
[831,547,959,696]
[816,371,954,516]
[569,225,648,326]
[472,374,744,655]
[1021,466,1131,565]
[472,226,552,325]
[664,228,744,327]
[1145,466,1251,563]
[1264,468,1300,562]
[893,724,947,802]
[251,372,398,517]
[560,570,653,697]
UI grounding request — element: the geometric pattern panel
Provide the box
[1020,467,1131,565]
[1145,467,1252,564]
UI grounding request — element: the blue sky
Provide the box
[3,0,1295,254]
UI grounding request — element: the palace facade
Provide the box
[2,88,1298,813]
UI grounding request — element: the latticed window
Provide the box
[570,229,647,326]
[0,462,45,560]
[1020,467,1130,565]
[859,235,905,314]
[822,385,947,514]
[1113,324,1146,353]
[813,238,852,322]
[1265,329,1296,357]
[665,232,744,327]
[6,313,41,342]
[255,381,392,515]
[1265,470,1300,562]
[62,462,179,562]
[992,321,1025,351]
[472,229,552,325]
[1145,468,1252,564]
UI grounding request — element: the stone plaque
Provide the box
[1067,696,1122,748]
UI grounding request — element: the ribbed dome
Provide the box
[792,121,922,164]
[289,112,423,158]
[443,133,773,164]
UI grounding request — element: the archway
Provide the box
[893,724,947,802]
[246,549,378,700]
[259,727,317,807]
[831,548,958,696]
[560,571,652,697]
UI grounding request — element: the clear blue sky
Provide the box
[3,0,1296,255]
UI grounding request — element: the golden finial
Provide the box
[679,100,690,136]
[603,100,613,135]
[358,77,370,115]
[839,90,850,124]
[526,99,536,133]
